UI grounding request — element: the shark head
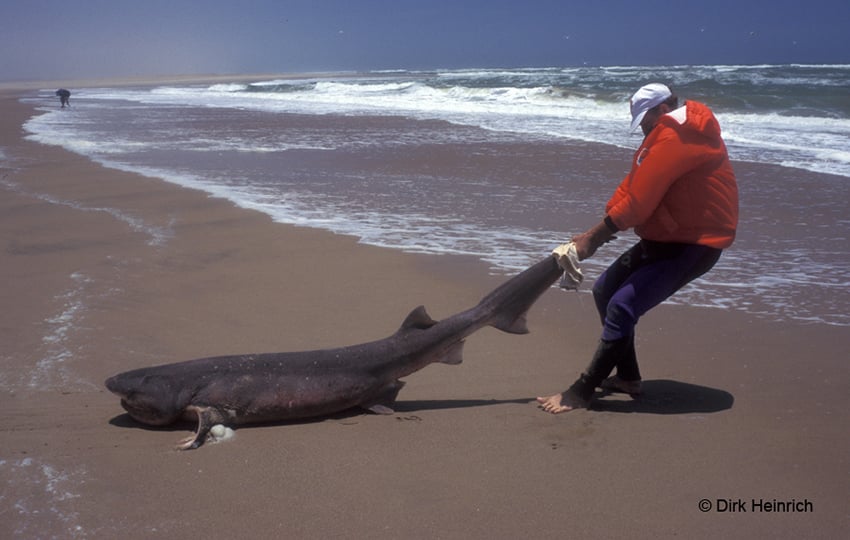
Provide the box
[105,371,189,426]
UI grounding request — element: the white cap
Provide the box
[629,83,672,132]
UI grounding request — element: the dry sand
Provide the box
[1,89,848,539]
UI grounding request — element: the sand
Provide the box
[1,88,848,539]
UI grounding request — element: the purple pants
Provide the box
[593,240,722,342]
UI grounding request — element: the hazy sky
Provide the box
[2,0,848,81]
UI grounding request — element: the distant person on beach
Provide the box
[56,88,71,108]
[537,83,739,413]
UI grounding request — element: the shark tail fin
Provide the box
[479,256,564,335]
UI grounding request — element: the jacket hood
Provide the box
[660,100,722,140]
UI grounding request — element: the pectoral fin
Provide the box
[361,380,406,415]
[176,405,227,450]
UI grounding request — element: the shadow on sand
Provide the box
[107,381,732,436]
[393,397,534,413]
[396,380,733,416]
[590,379,734,414]
[107,398,534,432]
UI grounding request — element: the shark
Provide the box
[105,255,564,449]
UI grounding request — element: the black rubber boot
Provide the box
[567,337,631,402]
[615,334,641,382]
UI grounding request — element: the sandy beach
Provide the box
[1,88,848,539]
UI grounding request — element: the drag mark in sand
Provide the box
[0,458,87,539]
[30,273,99,391]
[0,177,173,248]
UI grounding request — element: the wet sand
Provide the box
[1,88,848,539]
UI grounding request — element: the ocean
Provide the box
[19,64,850,326]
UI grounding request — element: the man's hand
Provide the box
[571,218,618,260]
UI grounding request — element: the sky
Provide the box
[2,0,848,82]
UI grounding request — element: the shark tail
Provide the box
[481,255,564,335]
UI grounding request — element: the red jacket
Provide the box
[606,100,738,249]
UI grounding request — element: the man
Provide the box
[56,89,71,108]
[537,83,738,413]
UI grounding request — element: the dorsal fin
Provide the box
[399,305,438,331]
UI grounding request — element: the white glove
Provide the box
[552,242,583,290]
